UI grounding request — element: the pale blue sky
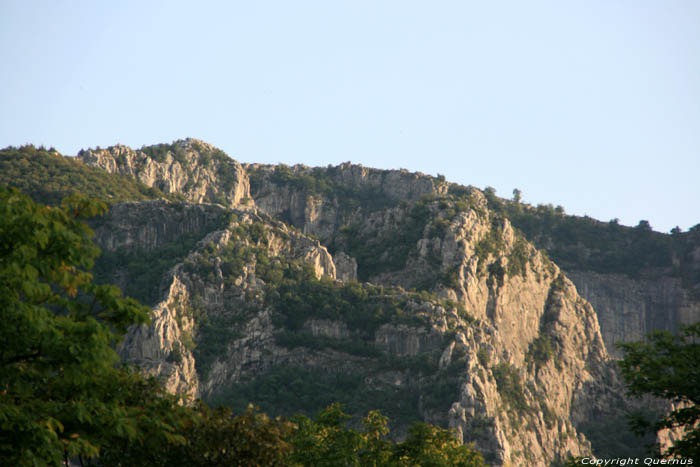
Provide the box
[1,1,698,232]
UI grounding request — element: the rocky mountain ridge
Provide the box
[242,160,700,358]
[69,139,655,465]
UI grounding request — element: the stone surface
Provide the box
[567,270,700,358]
[79,138,252,209]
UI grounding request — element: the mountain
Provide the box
[3,139,698,465]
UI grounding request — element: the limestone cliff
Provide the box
[92,199,227,253]
[567,270,700,357]
[245,162,447,239]
[78,138,252,209]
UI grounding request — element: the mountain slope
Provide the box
[72,141,634,465]
[11,139,691,465]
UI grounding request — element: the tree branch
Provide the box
[3,351,41,366]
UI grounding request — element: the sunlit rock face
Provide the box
[79,138,252,209]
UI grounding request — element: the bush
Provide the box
[492,363,530,416]
[525,334,554,369]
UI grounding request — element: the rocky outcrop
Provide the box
[197,186,616,464]
[244,175,638,464]
[246,162,449,240]
[112,206,340,399]
[79,139,252,209]
[333,251,358,282]
[119,273,199,399]
[248,162,700,362]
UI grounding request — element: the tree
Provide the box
[0,187,187,464]
[635,220,652,232]
[512,188,522,204]
[286,403,485,466]
[392,422,486,466]
[99,402,295,467]
[618,322,700,460]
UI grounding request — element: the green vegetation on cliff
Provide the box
[208,366,422,429]
[192,219,430,335]
[486,192,677,277]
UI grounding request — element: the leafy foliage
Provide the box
[288,403,485,467]
[618,323,700,460]
[104,401,485,466]
[99,403,295,467]
[0,145,169,206]
[525,334,554,369]
[268,274,426,335]
[207,366,422,429]
[0,187,186,464]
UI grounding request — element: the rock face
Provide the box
[92,199,227,253]
[119,272,200,399]
[245,162,448,239]
[333,251,358,282]
[75,141,697,466]
[79,138,252,209]
[567,271,700,358]
[247,163,700,359]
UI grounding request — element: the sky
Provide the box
[1,1,698,233]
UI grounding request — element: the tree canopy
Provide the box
[619,323,700,460]
[0,186,192,464]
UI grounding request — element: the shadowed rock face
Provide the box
[567,270,700,358]
[92,200,227,253]
[76,141,694,466]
